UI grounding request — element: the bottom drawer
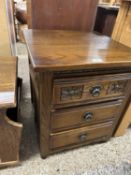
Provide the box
[50,121,114,149]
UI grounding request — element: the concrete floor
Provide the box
[0,43,131,175]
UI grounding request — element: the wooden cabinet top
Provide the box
[24,29,131,71]
[0,56,17,108]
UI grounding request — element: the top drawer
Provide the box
[53,73,131,105]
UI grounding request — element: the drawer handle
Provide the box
[79,134,88,142]
[90,85,102,97]
[83,112,93,121]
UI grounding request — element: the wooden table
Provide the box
[24,29,131,158]
[0,56,22,167]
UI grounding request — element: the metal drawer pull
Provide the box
[83,112,93,121]
[79,134,88,142]
[90,85,102,97]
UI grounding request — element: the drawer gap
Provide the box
[52,98,124,111]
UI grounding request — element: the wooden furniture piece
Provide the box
[112,0,131,136]
[24,29,131,158]
[94,5,119,36]
[27,0,99,31]
[0,0,22,167]
[112,0,131,47]
[0,0,16,56]
[0,56,22,167]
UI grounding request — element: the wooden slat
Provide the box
[0,0,16,56]
[0,0,12,56]
[5,0,16,56]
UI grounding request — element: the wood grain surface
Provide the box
[0,56,17,108]
[0,110,22,167]
[50,121,114,149]
[4,0,16,55]
[112,1,131,47]
[24,29,131,158]
[0,56,23,167]
[53,73,130,106]
[27,0,98,31]
[0,0,12,56]
[112,0,131,137]
[51,101,122,131]
[24,29,131,71]
[0,0,16,56]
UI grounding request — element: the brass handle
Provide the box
[79,134,88,142]
[90,85,102,97]
[83,112,93,121]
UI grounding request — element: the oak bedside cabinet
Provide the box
[24,29,131,158]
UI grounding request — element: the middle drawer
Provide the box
[51,101,122,131]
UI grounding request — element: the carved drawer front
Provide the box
[50,121,113,149]
[53,74,131,105]
[51,101,122,131]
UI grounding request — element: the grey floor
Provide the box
[0,43,131,175]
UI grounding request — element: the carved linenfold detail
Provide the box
[61,86,83,101]
[107,81,127,94]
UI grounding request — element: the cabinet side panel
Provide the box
[39,72,53,157]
